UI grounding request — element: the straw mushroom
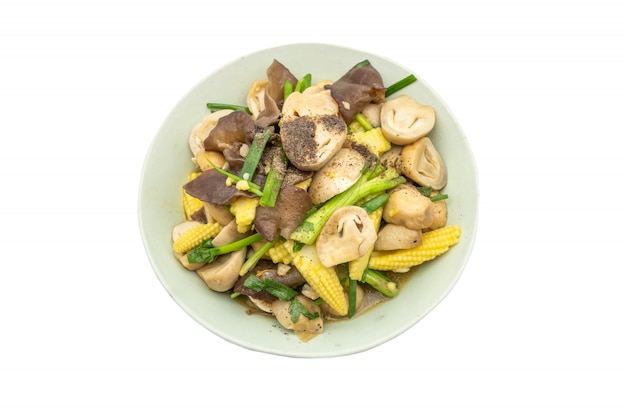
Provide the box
[380,95,435,145]
[272,295,324,335]
[196,248,247,292]
[316,206,377,268]
[280,114,347,171]
[383,184,434,230]
[308,148,366,204]
[400,136,448,190]
[374,223,423,251]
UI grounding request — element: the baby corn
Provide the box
[368,225,461,272]
[173,222,223,254]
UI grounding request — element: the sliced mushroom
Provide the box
[272,295,324,335]
[212,219,252,247]
[246,79,268,119]
[194,150,226,172]
[383,184,434,230]
[173,251,205,271]
[316,206,377,268]
[203,202,234,226]
[308,148,366,204]
[400,136,448,190]
[280,114,347,171]
[361,102,382,127]
[203,110,255,152]
[374,223,423,251]
[195,248,246,292]
[379,145,403,172]
[281,89,339,121]
[380,95,435,145]
[188,110,233,157]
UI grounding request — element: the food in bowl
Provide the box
[170,57,462,341]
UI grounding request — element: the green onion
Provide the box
[359,193,389,214]
[348,278,358,318]
[206,103,251,113]
[243,275,298,301]
[289,298,320,323]
[385,74,417,97]
[354,112,373,131]
[239,126,273,180]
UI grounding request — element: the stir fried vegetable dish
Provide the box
[172,59,461,340]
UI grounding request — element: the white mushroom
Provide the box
[195,248,247,292]
[188,109,233,158]
[307,148,366,204]
[316,206,377,268]
[380,95,435,145]
[246,79,268,119]
[194,150,226,172]
[426,191,448,230]
[271,295,324,335]
[203,202,234,226]
[383,184,434,230]
[281,88,339,121]
[361,102,382,127]
[280,114,347,171]
[400,136,448,190]
[374,223,423,251]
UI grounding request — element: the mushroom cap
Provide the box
[280,114,347,171]
[316,206,377,268]
[188,110,233,157]
[195,248,247,292]
[400,136,448,190]
[308,147,366,204]
[374,223,423,251]
[380,95,435,145]
[383,184,434,230]
[271,295,324,334]
[281,88,339,122]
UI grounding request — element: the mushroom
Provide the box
[212,219,252,247]
[325,60,386,123]
[379,145,403,172]
[188,109,233,158]
[426,191,448,230]
[400,136,447,190]
[307,148,366,204]
[272,295,324,335]
[194,150,226,172]
[380,95,435,145]
[203,202,234,226]
[383,184,434,230]
[195,248,247,292]
[246,79,268,119]
[253,184,312,241]
[280,114,347,171]
[361,102,382,127]
[203,110,255,152]
[374,223,423,251]
[281,88,339,121]
[316,206,377,268]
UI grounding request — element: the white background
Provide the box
[1,0,625,415]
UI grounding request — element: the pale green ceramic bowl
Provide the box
[138,43,478,358]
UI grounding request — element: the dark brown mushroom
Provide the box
[182,168,253,205]
[254,184,312,242]
[325,60,387,124]
[203,110,255,152]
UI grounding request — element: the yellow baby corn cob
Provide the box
[230,196,259,233]
[368,225,461,272]
[173,222,223,254]
[291,244,348,316]
[348,206,384,280]
[183,172,204,220]
[268,239,294,265]
[349,127,391,157]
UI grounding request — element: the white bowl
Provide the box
[138,43,478,358]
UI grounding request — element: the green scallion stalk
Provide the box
[206,103,251,113]
[239,126,273,180]
[243,275,299,302]
[187,233,263,264]
[348,278,358,318]
[359,193,389,214]
[239,237,281,276]
[362,269,398,298]
[385,74,417,97]
[354,112,373,131]
[283,80,294,101]
[295,74,312,93]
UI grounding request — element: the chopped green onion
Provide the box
[243,275,298,301]
[348,278,358,318]
[283,80,294,101]
[359,193,389,214]
[206,103,251,113]
[289,298,320,323]
[354,112,373,131]
[295,73,312,93]
[239,126,273,180]
[385,74,417,97]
